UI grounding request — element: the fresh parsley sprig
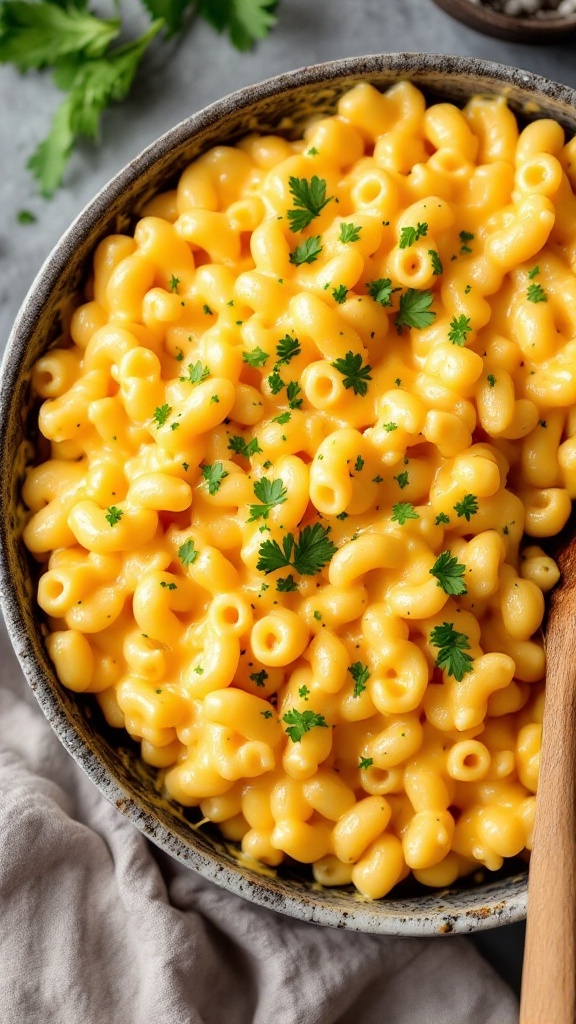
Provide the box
[429,550,467,596]
[399,222,427,248]
[429,622,473,681]
[282,707,328,742]
[287,175,333,232]
[257,523,337,576]
[395,288,436,331]
[247,477,287,522]
[331,351,372,397]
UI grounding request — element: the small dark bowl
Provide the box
[1,53,575,935]
[431,0,576,42]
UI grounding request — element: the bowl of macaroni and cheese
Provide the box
[2,52,575,935]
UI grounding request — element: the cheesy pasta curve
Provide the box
[25,80,576,898]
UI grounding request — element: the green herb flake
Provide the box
[430,550,467,596]
[178,538,198,567]
[348,661,370,697]
[202,461,229,495]
[104,505,123,527]
[391,502,419,525]
[287,175,333,232]
[430,622,473,681]
[283,707,329,742]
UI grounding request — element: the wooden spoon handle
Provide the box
[520,611,576,1024]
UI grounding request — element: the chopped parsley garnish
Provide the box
[243,347,269,368]
[210,395,219,404]
[367,277,399,307]
[358,756,373,770]
[395,288,436,331]
[348,661,370,697]
[178,538,198,566]
[339,222,362,243]
[528,265,540,279]
[354,455,364,472]
[276,574,298,592]
[448,314,472,346]
[487,374,496,388]
[428,249,443,275]
[282,381,301,410]
[257,523,337,576]
[459,230,474,254]
[160,581,177,590]
[527,282,547,303]
[394,471,409,489]
[250,669,268,687]
[276,334,301,365]
[454,493,478,521]
[228,435,262,459]
[152,403,171,427]
[429,550,467,596]
[399,222,428,248]
[313,610,322,621]
[435,512,450,525]
[283,707,329,742]
[331,351,372,396]
[181,360,210,384]
[202,462,229,495]
[289,236,323,265]
[391,502,419,525]
[261,710,273,719]
[429,622,473,681]
[332,284,348,304]
[247,477,287,522]
[383,422,398,432]
[169,274,180,293]
[203,304,213,315]
[105,505,123,527]
[298,684,310,701]
[272,411,291,425]
[267,371,285,395]
[287,175,333,232]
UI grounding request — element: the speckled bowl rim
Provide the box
[2,53,573,936]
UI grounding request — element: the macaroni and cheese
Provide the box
[24,80,575,898]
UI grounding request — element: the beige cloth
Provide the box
[0,620,518,1024]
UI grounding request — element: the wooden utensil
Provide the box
[520,537,576,1024]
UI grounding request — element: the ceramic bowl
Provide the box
[1,53,573,936]
[430,0,576,42]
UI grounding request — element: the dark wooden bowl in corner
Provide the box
[431,0,576,43]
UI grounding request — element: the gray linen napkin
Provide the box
[0,618,518,1024]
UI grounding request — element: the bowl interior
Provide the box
[2,53,573,935]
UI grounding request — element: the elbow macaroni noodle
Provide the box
[25,80,575,898]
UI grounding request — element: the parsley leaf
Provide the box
[289,235,323,265]
[169,274,180,293]
[247,477,287,522]
[429,622,473,681]
[228,435,262,459]
[358,756,373,770]
[285,380,302,409]
[527,282,547,303]
[428,249,443,275]
[339,222,362,243]
[528,265,540,279]
[267,371,285,395]
[391,502,419,525]
[250,669,268,687]
[276,574,298,592]
[454,493,478,521]
[399,222,428,248]
[257,523,337,576]
[181,360,210,384]
[354,455,364,472]
[287,175,333,232]
[202,462,228,495]
[448,314,472,346]
[298,684,310,701]
[459,230,474,254]
[383,421,397,432]
[429,550,467,596]
[332,284,348,304]
[0,2,120,72]
[282,707,329,742]
[348,661,370,697]
[178,538,198,566]
[196,0,278,52]
[435,512,450,525]
[487,373,496,388]
[276,334,300,365]
[331,351,372,396]
[243,347,269,368]
[394,470,409,489]
[367,278,399,307]
[152,403,172,427]
[272,411,291,425]
[105,505,123,527]
[395,289,436,331]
